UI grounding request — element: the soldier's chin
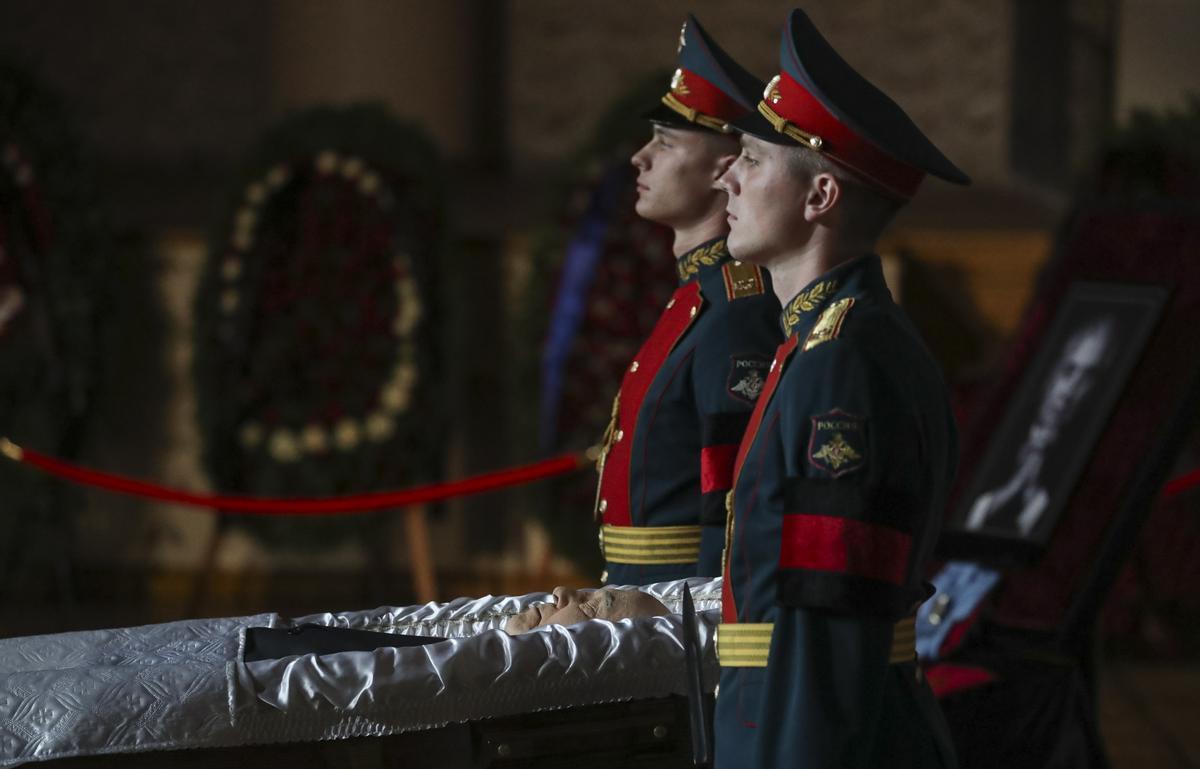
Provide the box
[633,195,670,225]
[726,228,763,264]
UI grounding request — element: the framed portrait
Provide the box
[945,281,1168,555]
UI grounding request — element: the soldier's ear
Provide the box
[802,173,842,223]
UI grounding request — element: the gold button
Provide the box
[599,499,608,512]
[689,306,698,317]
[614,429,624,442]
[666,298,676,309]
[630,361,639,372]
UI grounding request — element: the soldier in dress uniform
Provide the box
[594,15,782,586]
[711,10,970,768]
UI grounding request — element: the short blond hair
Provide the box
[785,146,902,239]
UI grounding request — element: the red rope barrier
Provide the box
[4,433,1195,514]
[0,438,588,516]
[1163,466,1200,499]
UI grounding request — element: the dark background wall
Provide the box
[0,0,1196,594]
[0,0,1149,232]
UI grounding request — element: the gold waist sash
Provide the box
[600,524,702,565]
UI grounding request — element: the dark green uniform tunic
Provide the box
[715,254,958,768]
[595,237,780,586]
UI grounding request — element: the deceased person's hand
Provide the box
[506,586,669,633]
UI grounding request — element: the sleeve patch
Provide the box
[807,409,867,477]
[727,353,771,403]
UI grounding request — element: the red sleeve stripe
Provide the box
[700,444,738,493]
[779,513,911,585]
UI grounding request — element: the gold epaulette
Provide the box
[803,297,854,351]
[722,261,765,301]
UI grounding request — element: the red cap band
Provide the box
[663,67,749,127]
[767,71,924,200]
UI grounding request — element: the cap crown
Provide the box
[655,14,764,132]
[749,9,969,199]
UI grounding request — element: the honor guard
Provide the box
[595,15,782,587]
[713,10,970,768]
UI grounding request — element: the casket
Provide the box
[0,579,721,768]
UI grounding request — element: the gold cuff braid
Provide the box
[717,614,917,667]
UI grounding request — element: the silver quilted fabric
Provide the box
[0,578,722,766]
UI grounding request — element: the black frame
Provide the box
[945,281,1168,558]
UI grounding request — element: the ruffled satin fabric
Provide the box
[0,578,721,766]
